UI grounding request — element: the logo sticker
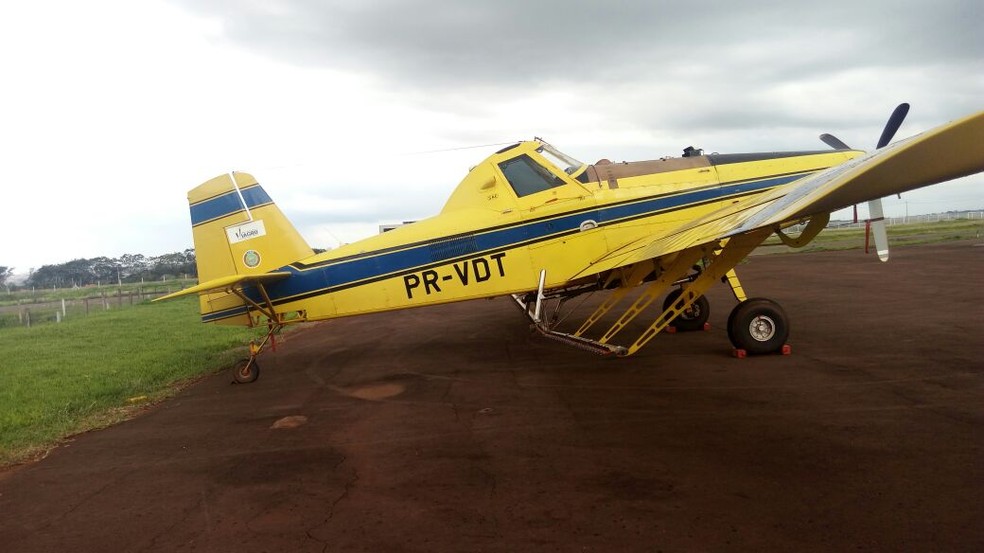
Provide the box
[226,220,267,244]
[243,250,261,268]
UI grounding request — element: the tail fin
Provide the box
[187,172,313,323]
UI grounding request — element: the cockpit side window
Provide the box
[498,155,565,197]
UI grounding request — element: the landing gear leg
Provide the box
[231,323,282,384]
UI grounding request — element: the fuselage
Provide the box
[207,141,862,325]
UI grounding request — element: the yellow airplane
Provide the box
[158,105,984,382]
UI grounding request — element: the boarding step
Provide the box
[533,327,627,357]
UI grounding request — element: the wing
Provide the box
[575,109,984,277]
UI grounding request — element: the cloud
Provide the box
[172,1,980,84]
[2,1,981,271]
[168,0,983,145]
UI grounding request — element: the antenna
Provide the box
[229,171,253,221]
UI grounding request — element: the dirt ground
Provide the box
[1,242,982,552]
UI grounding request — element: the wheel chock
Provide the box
[732,344,791,358]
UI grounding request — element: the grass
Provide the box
[0,296,264,466]
[756,218,984,255]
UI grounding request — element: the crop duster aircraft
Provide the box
[158,105,984,383]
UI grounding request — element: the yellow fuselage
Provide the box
[201,142,861,325]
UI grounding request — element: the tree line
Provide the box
[2,250,197,289]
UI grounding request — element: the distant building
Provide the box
[379,221,416,233]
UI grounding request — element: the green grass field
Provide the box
[0,296,264,466]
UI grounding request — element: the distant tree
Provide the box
[28,258,98,288]
[25,250,198,288]
[118,253,148,281]
[0,266,12,288]
[149,251,196,280]
[89,256,119,284]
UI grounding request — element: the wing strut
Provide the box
[519,227,772,357]
[573,261,655,337]
[619,227,772,356]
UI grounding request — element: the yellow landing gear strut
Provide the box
[543,226,798,358]
[228,282,300,384]
[231,324,284,384]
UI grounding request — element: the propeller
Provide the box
[876,103,910,148]
[819,103,910,262]
[819,133,851,150]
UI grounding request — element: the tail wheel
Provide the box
[233,358,260,384]
[662,288,710,332]
[727,298,789,354]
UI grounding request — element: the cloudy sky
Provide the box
[2,0,982,273]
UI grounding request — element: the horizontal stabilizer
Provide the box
[152,272,291,302]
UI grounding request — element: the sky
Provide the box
[2,0,982,274]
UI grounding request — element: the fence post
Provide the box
[62,298,67,319]
[25,308,30,328]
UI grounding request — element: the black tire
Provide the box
[233,358,260,384]
[727,298,789,355]
[662,288,710,332]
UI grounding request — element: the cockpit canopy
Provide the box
[440,139,587,214]
[493,140,587,197]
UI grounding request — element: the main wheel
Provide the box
[662,288,710,332]
[727,298,789,355]
[233,358,260,384]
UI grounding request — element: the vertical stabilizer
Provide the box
[187,172,313,323]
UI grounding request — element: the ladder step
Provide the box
[534,327,627,356]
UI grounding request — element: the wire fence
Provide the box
[0,286,179,329]
[827,211,984,229]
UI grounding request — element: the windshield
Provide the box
[536,141,586,176]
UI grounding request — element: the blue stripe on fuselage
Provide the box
[190,185,273,226]
[202,172,807,321]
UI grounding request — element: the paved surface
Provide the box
[2,242,982,552]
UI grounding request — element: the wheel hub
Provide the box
[681,303,701,320]
[748,315,777,342]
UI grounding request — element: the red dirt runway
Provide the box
[2,242,982,551]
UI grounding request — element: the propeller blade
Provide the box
[867,199,889,262]
[876,102,910,149]
[820,133,852,150]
